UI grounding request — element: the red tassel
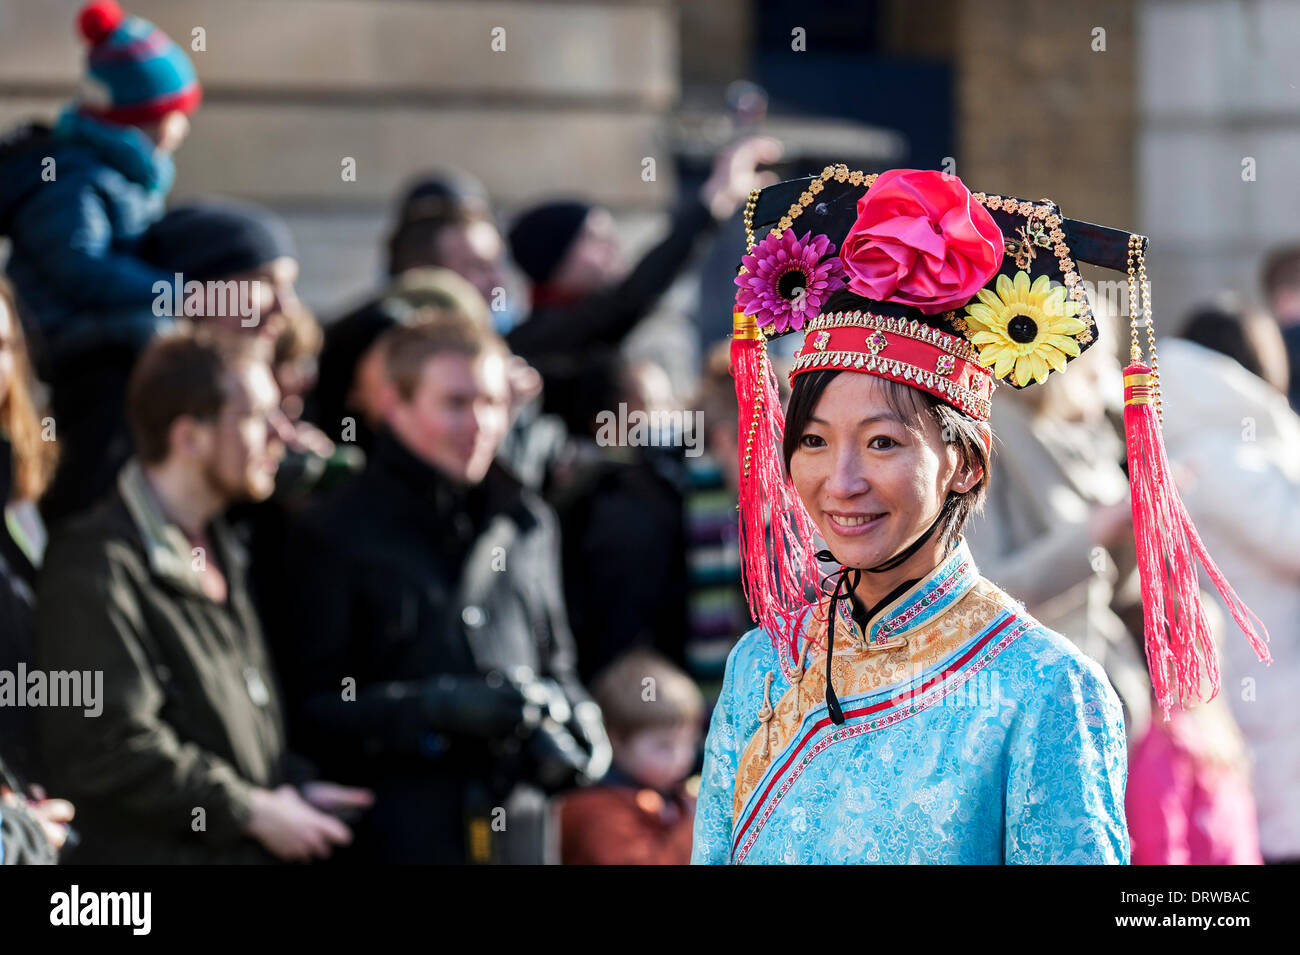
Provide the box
[1122,364,1271,719]
[731,310,822,665]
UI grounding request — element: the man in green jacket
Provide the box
[36,329,371,863]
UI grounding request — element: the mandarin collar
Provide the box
[864,536,979,644]
[804,536,980,655]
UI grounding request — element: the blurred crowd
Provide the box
[1,2,1297,866]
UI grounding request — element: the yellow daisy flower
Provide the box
[962,271,1087,386]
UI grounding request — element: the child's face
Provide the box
[614,722,700,793]
[141,111,191,154]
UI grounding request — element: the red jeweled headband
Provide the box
[789,310,996,420]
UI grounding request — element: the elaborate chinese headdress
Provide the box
[732,165,1270,718]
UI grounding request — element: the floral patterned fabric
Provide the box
[691,538,1130,864]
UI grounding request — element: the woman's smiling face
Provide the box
[788,372,977,571]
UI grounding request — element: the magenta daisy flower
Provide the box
[735,230,845,333]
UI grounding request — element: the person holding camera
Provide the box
[277,309,608,863]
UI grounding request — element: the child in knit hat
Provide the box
[0,0,201,354]
[559,650,702,865]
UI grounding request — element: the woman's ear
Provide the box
[953,427,992,493]
[951,443,987,495]
[952,459,983,494]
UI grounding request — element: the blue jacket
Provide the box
[2,109,176,347]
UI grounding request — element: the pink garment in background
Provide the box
[1126,711,1263,865]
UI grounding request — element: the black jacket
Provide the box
[35,461,299,864]
[551,445,689,682]
[276,431,594,863]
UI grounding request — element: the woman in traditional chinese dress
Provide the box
[691,167,1270,864]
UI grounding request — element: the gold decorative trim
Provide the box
[789,349,993,420]
[731,574,1011,821]
[732,309,762,341]
[801,310,983,363]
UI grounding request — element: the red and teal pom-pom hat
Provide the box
[74,0,202,126]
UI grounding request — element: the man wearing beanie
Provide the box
[504,136,780,435]
[0,1,202,529]
[41,198,307,524]
[139,198,302,339]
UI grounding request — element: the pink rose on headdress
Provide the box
[839,168,1004,315]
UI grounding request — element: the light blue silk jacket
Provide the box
[691,538,1130,864]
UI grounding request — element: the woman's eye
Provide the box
[799,433,826,449]
[869,436,897,450]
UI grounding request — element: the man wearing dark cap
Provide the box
[504,136,780,435]
[313,170,506,459]
[41,198,305,524]
[139,198,304,342]
[385,170,506,310]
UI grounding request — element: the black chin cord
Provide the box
[814,556,859,725]
[816,502,953,725]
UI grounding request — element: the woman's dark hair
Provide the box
[783,368,991,552]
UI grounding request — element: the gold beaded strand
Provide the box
[1138,249,1162,423]
[738,188,765,483]
[1126,233,1162,424]
[743,187,759,253]
[744,165,878,256]
[1127,234,1142,365]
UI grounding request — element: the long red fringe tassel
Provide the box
[1122,363,1271,719]
[731,311,822,664]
